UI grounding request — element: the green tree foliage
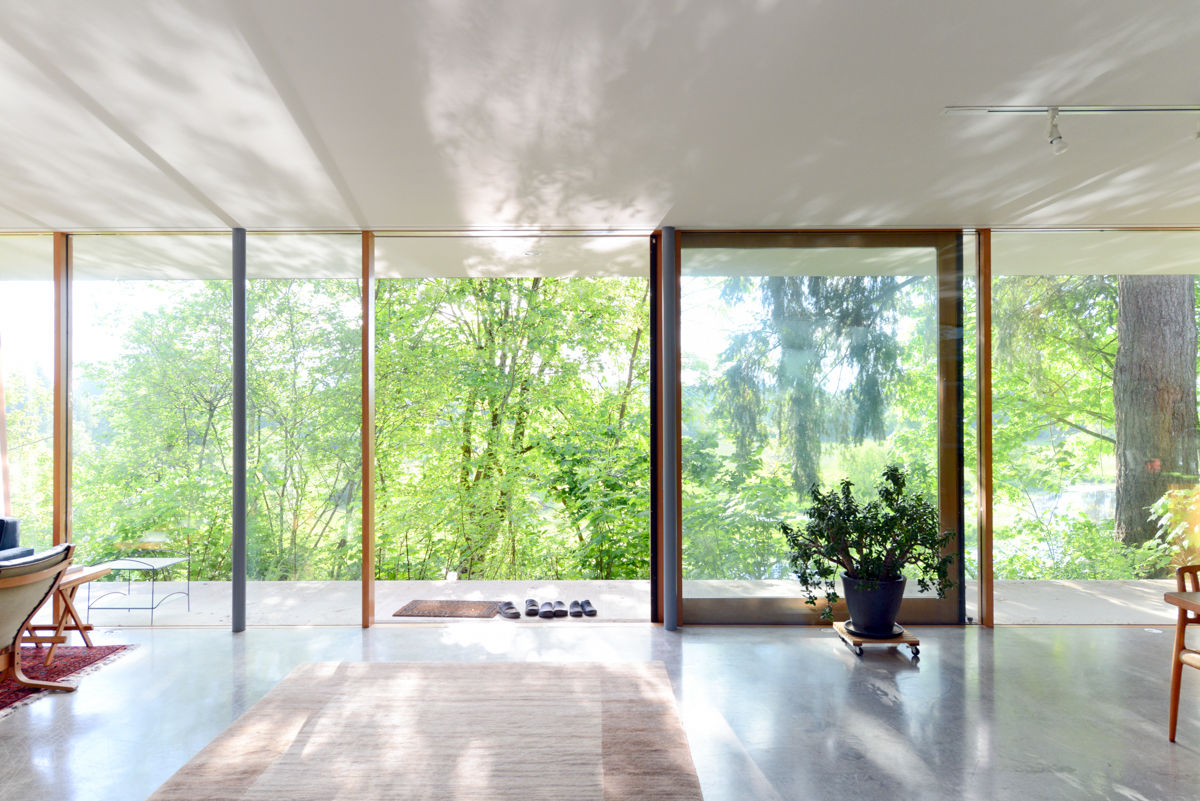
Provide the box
[0,368,54,550]
[989,274,1198,578]
[73,282,236,577]
[681,273,938,582]
[991,514,1170,580]
[71,280,363,581]
[246,280,362,581]
[716,275,919,497]
[683,263,1200,585]
[66,274,650,583]
[992,275,1117,511]
[374,276,650,580]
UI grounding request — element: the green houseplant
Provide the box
[781,464,954,637]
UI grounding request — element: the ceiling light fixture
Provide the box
[1047,107,1068,155]
[943,104,1200,152]
[943,105,1200,115]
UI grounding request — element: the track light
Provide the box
[1047,107,1068,155]
[944,105,1200,151]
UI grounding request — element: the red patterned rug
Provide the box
[1,645,130,716]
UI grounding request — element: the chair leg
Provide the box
[1170,612,1187,742]
[4,650,75,693]
[1170,656,1184,742]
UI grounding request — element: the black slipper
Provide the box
[525,598,539,617]
[580,599,597,617]
[538,602,555,619]
[569,600,583,617]
[553,600,568,617]
[498,601,520,619]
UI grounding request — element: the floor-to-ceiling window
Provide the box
[245,233,361,625]
[0,235,54,552]
[372,234,651,620]
[679,231,963,624]
[989,230,1200,624]
[70,234,232,624]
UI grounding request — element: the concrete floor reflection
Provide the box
[0,624,1195,801]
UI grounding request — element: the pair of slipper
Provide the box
[525,598,596,619]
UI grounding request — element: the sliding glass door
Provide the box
[678,231,964,624]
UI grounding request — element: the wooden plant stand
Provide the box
[833,620,920,658]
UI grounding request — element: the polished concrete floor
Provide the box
[1,623,1197,801]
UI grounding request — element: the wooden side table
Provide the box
[24,564,112,665]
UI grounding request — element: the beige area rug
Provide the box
[147,661,704,800]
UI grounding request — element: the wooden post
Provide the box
[51,233,70,625]
[52,232,70,547]
[976,229,994,627]
[937,231,966,624]
[673,230,683,625]
[361,231,376,628]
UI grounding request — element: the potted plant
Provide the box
[781,464,954,637]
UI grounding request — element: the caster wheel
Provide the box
[855,646,864,656]
[910,646,920,657]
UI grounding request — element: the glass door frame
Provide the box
[662,230,966,626]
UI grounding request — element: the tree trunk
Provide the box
[1114,275,1198,546]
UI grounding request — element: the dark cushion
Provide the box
[0,546,35,563]
[0,517,18,551]
[0,543,70,571]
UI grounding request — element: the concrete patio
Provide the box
[41,576,1182,627]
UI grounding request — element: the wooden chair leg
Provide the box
[44,585,86,665]
[62,585,93,647]
[1171,611,1187,742]
[4,649,75,692]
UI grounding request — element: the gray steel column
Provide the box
[232,229,247,633]
[662,227,680,631]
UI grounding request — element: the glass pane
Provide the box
[373,235,650,620]
[71,234,231,624]
[963,234,980,623]
[0,235,54,552]
[246,233,362,625]
[680,242,942,609]
[991,231,1200,624]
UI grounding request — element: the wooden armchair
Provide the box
[0,543,75,691]
[1170,564,1200,742]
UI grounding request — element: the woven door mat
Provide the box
[393,600,500,618]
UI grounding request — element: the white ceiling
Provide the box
[1,1,1200,233]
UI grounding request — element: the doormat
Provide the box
[1,645,131,717]
[147,661,704,800]
[392,600,500,618]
